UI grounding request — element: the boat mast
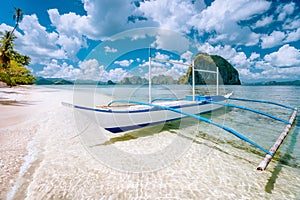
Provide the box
[148,47,152,103]
[192,60,195,101]
[216,67,219,95]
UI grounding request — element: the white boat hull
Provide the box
[73,95,226,133]
[98,103,222,133]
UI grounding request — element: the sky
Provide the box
[0,0,300,83]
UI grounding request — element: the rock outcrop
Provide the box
[180,53,241,85]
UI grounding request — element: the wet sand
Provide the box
[0,86,73,199]
[1,86,299,199]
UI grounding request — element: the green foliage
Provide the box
[0,8,35,86]
[0,60,36,86]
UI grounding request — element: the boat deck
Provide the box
[96,100,205,112]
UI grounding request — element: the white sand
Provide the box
[1,86,299,199]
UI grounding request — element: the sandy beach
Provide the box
[0,85,299,199]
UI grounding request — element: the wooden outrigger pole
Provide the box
[257,108,298,171]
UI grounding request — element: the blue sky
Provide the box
[0,0,300,82]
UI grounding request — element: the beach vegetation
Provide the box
[0,8,35,86]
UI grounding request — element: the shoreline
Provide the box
[0,85,299,199]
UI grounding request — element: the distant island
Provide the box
[34,77,300,86]
[34,77,116,85]
[243,80,300,86]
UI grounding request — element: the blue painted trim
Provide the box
[229,97,296,111]
[209,101,292,125]
[185,95,226,102]
[106,118,179,133]
[105,107,223,133]
[74,102,208,114]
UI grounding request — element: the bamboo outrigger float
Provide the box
[257,108,298,171]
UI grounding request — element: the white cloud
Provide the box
[250,52,260,60]
[264,44,300,67]
[180,51,193,62]
[78,59,127,81]
[166,62,189,78]
[0,23,17,35]
[48,9,86,36]
[46,0,153,41]
[197,43,251,69]
[285,28,300,43]
[79,0,154,40]
[276,2,296,21]
[188,0,271,45]
[283,18,300,30]
[141,60,165,69]
[140,56,189,80]
[239,63,300,81]
[151,30,191,53]
[106,68,128,82]
[258,65,300,80]
[37,59,80,79]
[104,46,118,53]
[48,9,87,59]
[138,0,205,34]
[145,64,188,80]
[14,15,66,64]
[197,43,300,81]
[114,59,133,67]
[260,31,286,49]
[238,68,261,80]
[155,52,170,60]
[253,16,273,28]
[78,59,104,80]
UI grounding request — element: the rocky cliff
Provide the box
[179,53,241,85]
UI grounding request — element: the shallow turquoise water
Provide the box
[95,84,300,170]
[25,84,300,199]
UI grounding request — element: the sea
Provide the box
[10,84,300,199]
[95,84,300,168]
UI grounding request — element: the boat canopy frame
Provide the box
[149,56,219,103]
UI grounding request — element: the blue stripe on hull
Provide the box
[104,107,221,133]
[105,120,168,133]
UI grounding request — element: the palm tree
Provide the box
[8,7,23,41]
[0,31,16,66]
[0,8,23,66]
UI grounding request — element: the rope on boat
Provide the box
[228,97,296,110]
[208,101,292,125]
[108,99,273,156]
[257,108,298,171]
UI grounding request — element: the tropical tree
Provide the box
[0,8,35,86]
[0,31,16,67]
[0,7,23,66]
[8,7,23,42]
